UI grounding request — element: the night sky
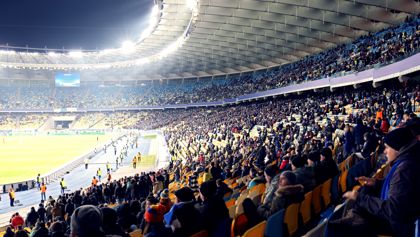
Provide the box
[0,0,154,50]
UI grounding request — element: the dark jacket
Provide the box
[144,223,173,237]
[356,140,420,237]
[293,167,316,192]
[314,159,339,185]
[195,196,229,236]
[171,201,203,237]
[258,184,305,219]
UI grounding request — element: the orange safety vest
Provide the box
[41,185,47,193]
[92,179,98,185]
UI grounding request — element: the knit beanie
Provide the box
[160,189,169,199]
[281,171,297,185]
[199,180,217,199]
[144,204,165,224]
[384,127,414,151]
[70,205,103,237]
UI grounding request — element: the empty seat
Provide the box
[129,229,143,237]
[265,209,285,237]
[284,203,300,237]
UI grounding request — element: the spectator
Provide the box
[291,155,316,192]
[257,171,304,219]
[143,204,172,237]
[70,205,105,237]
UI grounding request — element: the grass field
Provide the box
[0,134,114,184]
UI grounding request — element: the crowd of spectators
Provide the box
[1,78,419,236]
[0,15,418,110]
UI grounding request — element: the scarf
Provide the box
[380,159,403,200]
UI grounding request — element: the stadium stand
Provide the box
[0,10,420,237]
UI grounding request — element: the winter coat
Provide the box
[257,184,305,219]
[262,174,280,205]
[293,167,316,192]
[355,140,420,237]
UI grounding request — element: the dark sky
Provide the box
[0,0,154,50]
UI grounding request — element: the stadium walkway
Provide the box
[0,134,153,227]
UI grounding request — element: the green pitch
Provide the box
[0,134,114,184]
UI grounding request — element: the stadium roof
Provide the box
[0,0,419,80]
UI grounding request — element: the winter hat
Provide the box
[281,171,297,185]
[291,155,306,168]
[384,127,414,151]
[70,205,103,237]
[100,207,117,226]
[144,204,165,223]
[160,189,169,199]
[174,187,195,202]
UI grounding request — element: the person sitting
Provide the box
[261,164,280,206]
[311,148,339,184]
[195,180,230,237]
[241,198,263,234]
[159,189,173,213]
[257,171,305,219]
[10,212,24,230]
[143,204,172,237]
[164,187,203,237]
[70,205,105,237]
[290,155,316,192]
[335,127,420,237]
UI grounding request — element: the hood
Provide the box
[275,184,304,197]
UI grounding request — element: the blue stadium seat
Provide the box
[265,209,285,237]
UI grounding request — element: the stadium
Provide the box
[0,0,419,236]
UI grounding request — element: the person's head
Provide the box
[264,164,279,183]
[404,117,420,141]
[279,171,297,187]
[199,180,217,201]
[320,147,333,162]
[307,151,320,166]
[144,204,165,224]
[145,196,159,210]
[70,205,103,237]
[242,198,258,216]
[100,207,117,226]
[291,155,306,170]
[174,187,195,203]
[384,127,414,163]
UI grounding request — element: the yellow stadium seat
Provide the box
[284,203,300,237]
[242,221,266,237]
[300,191,313,225]
[129,229,143,237]
[249,183,266,195]
[320,179,332,208]
[311,185,322,215]
[339,169,348,193]
[190,230,209,237]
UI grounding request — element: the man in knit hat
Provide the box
[70,205,104,237]
[338,127,420,237]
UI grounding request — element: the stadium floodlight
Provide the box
[121,40,136,53]
[186,0,197,10]
[68,50,83,58]
[48,51,58,56]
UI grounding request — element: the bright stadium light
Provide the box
[68,50,83,58]
[48,51,58,56]
[186,0,197,10]
[121,40,136,53]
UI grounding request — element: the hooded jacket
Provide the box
[356,140,420,237]
[258,184,304,219]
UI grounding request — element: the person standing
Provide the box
[36,174,41,189]
[40,183,47,201]
[97,168,102,182]
[9,187,15,207]
[92,176,98,186]
[59,178,66,194]
[84,158,89,170]
[132,157,137,169]
[106,162,111,173]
